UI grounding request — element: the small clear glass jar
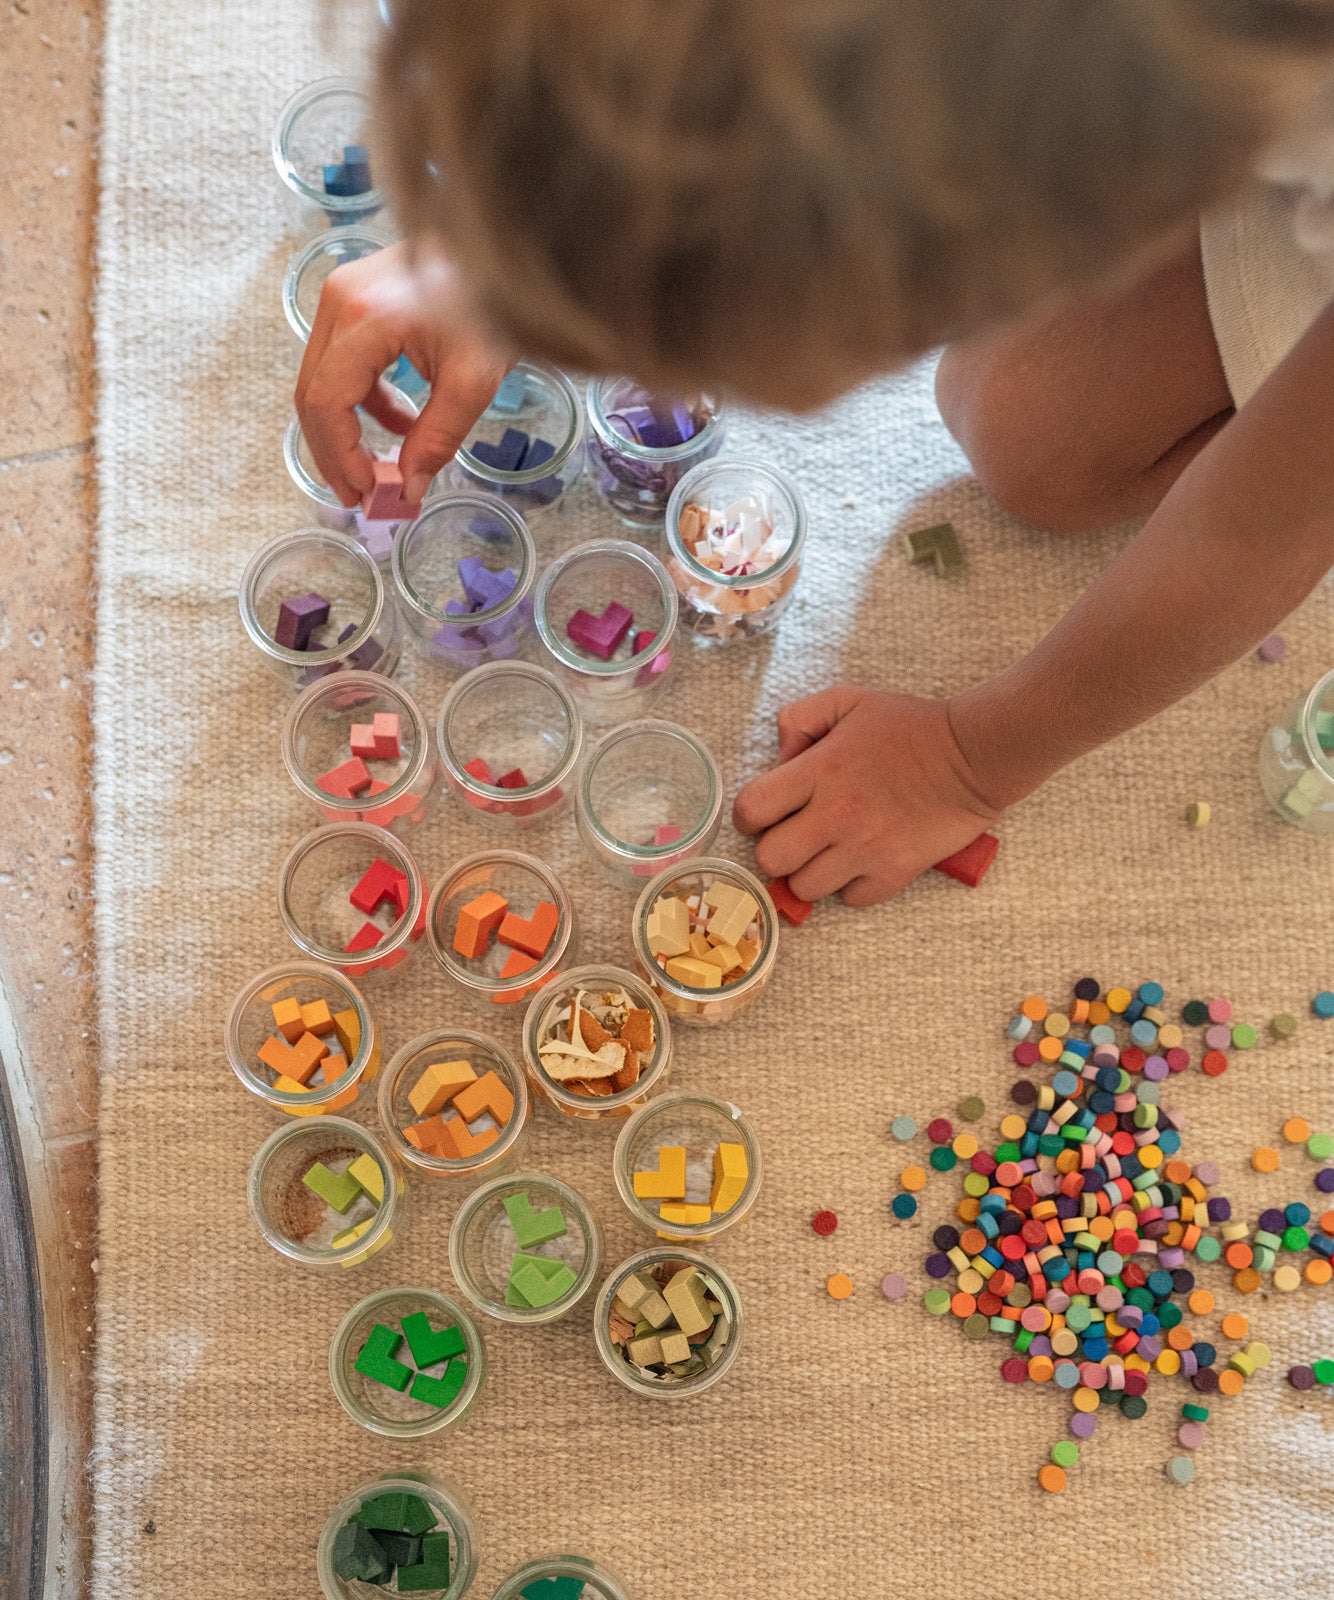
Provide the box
[612,1092,760,1242]
[248,1115,401,1268]
[491,1556,633,1600]
[377,1027,530,1178]
[392,492,537,670]
[316,1472,478,1600]
[283,403,425,563]
[593,1247,742,1398]
[329,1286,485,1438]
[1259,667,1334,831]
[437,663,582,830]
[631,857,778,1025]
[283,226,391,346]
[239,528,400,689]
[283,671,437,830]
[278,822,426,979]
[448,1172,601,1324]
[425,852,577,1010]
[450,362,584,519]
[664,459,807,644]
[224,960,379,1115]
[521,966,671,1121]
[534,540,678,725]
[575,720,722,883]
[586,378,725,528]
[272,77,382,226]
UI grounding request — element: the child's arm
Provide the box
[295,242,512,508]
[734,298,1334,906]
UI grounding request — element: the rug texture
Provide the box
[93,3,1334,1596]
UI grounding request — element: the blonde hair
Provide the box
[377,0,1334,402]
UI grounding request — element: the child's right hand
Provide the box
[296,241,513,509]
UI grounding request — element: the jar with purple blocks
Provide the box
[449,361,584,519]
[391,492,537,674]
[586,377,725,528]
[239,528,401,691]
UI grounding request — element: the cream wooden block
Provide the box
[646,895,692,958]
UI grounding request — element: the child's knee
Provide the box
[935,342,1107,534]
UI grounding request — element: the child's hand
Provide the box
[296,241,513,508]
[732,686,1003,906]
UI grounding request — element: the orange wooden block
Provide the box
[257,1030,329,1085]
[497,900,559,959]
[300,999,336,1034]
[491,948,554,1005]
[436,1115,501,1159]
[453,890,509,959]
[271,996,305,1043]
[403,1114,454,1155]
[451,1069,515,1127]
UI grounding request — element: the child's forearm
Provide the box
[949,300,1334,807]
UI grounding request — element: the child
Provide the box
[297,0,1334,906]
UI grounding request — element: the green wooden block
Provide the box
[507,1252,578,1307]
[396,1494,437,1537]
[521,1577,586,1599]
[409,1360,468,1409]
[302,1160,363,1214]
[373,1530,422,1567]
[401,1311,467,1369]
[331,1520,393,1583]
[396,1531,452,1591]
[503,1190,569,1248]
[929,523,963,570]
[353,1324,413,1392]
[351,1491,410,1531]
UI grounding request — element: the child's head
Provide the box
[378,0,1334,407]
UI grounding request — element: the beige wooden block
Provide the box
[707,889,760,950]
[698,941,740,972]
[646,895,692,958]
[628,1335,664,1367]
[664,956,723,989]
[663,1267,714,1336]
[658,1331,691,1364]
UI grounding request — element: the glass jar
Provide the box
[491,1557,633,1600]
[316,1472,478,1600]
[272,78,383,226]
[392,493,537,670]
[448,1172,600,1324]
[450,362,584,519]
[631,857,778,1025]
[329,1286,485,1438]
[239,528,400,689]
[282,226,391,346]
[436,664,582,830]
[664,459,806,643]
[425,852,577,1010]
[612,1092,760,1242]
[521,966,671,1121]
[224,960,379,1115]
[534,540,678,725]
[377,1027,530,1178]
[248,1115,401,1268]
[592,1247,742,1398]
[586,378,725,528]
[283,404,425,563]
[1259,667,1334,831]
[575,720,722,883]
[283,671,437,830]
[278,822,426,979]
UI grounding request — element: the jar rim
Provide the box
[282,225,392,343]
[576,719,721,867]
[238,527,387,666]
[586,376,725,462]
[521,964,672,1113]
[664,458,808,590]
[277,822,425,968]
[436,663,584,803]
[282,670,432,814]
[391,490,536,628]
[454,362,584,481]
[376,1025,530,1172]
[248,1114,398,1265]
[224,960,375,1107]
[533,539,679,678]
[272,76,385,213]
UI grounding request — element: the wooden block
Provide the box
[371,711,401,760]
[349,722,379,760]
[658,1330,691,1364]
[659,1201,712,1226]
[403,1115,450,1155]
[361,458,422,522]
[451,1069,515,1127]
[332,1006,361,1060]
[271,1074,312,1097]
[497,899,560,959]
[318,757,374,798]
[503,1191,569,1248]
[646,895,691,958]
[632,1145,687,1200]
[767,875,813,926]
[710,1141,748,1212]
[664,956,723,989]
[627,1335,664,1367]
[735,936,761,969]
[336,1218,393,1267]
[436,1115,501,1159]
[616,1273,672,1327]
[453,890,509,959]
[271,996,305,1043]
[303,1160,363,1213]
[706,888,759,949]
[300,998,336,1034]
[344,922,384,954]
[258,1030,329,1085]
[663,1266,714,1336]
[497,948,539,983]
[347,1152,385,1203]
[317,1051,349,1086]
[407,1059,478,1117]
[932,832,999,888]
[688,930,713,959]
[697,941,740,972]
[351,857,410,915]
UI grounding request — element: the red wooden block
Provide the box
[497,768,529,789]
[767,876,813,926]
[497,899,559,959]
[344,921,384,953]
[350,857,409,915]
[349,723,379,760]
[933,833,1000,888]
[371,712,401,760]
[318,757,373,799]
[462,756,501,813]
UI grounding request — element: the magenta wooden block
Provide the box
[566,602,633,660]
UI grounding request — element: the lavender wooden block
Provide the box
[275,591,330,651]
[458,558,517,612]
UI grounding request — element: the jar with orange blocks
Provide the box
[376,1028,531,1179]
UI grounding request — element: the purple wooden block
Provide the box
[567,602,634,660]
[608,406,653,445]
[470,427,529,474]
[337,622,382,671]
[458,557,517,612]
[275,591,330,651]
[519,437,554,471]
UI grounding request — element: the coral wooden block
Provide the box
[371,712,401,760]
[436,1115,501,1159]
[497,899,559,959]
[451,1068,515,1128]
[408,1059,478,1117]
[933,832,1000,888]
[403,1115,450,1155]
[349,723,379,760]
[767,875,813,926]
[453,890,509,959]
[318,757,373,799]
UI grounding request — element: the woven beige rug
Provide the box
[93,3,1334,1596]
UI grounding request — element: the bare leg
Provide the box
[935,235,1234,533]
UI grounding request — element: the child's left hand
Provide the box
[731,686,1003,906]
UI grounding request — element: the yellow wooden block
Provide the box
[664,956,722,989]
[271,996,305,1043]
[347,1152,384,1203]
[300,999,336,1034]
[659,1201,712,1226]
[646,895,691,958]
[698,941,741,973]
[408,1058,478,1117]
[633,1145,687,1200]
[332,1007,361,1060]
[710,1141,748,1212]
[272,1074,312,1097]
[335,1218,393,1267]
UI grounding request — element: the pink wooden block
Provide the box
[361,460,422,522]
[371,711,401,760]
[349,723,378,760]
